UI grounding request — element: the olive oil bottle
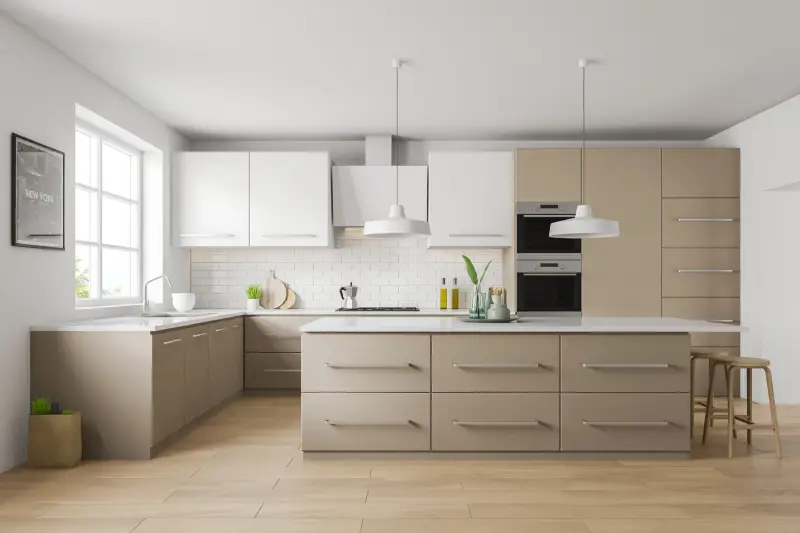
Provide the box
[439,278,448,310]
[450,277,459,309]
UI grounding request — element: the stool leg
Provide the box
[724,367,737,440]
[764,367,782,458]
[747,368,753,445]
[702,361,717,444]
[727,365,736,458]
[689,357,696,439]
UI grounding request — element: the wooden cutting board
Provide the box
[261,271,288,309]
[280,288,297,309]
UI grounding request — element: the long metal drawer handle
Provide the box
[453,420,541,427]
[582,363,671,369]
[262,369,301,373]
[232,325,240,328]
[262,233,317,238]
[677,269,736,274]
[453,363,543,370]
[583,420,671,428]
[215,327,227,332]
[710,319,736,323]
[192,332,208,338]
[448,233,504,237]
[521,273,577,277]
[325,363,415,370]
[676,218,738,222]
[162,338,181,345]
[179,233,235,237]
[325,420,412,427]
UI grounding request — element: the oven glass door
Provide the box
[516,273,582,313]
[516,215,581,254]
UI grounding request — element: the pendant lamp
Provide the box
[364,60,431,238]
[549,59,619,239]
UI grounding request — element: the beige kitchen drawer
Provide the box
[561,335,690,393]
[561,393,690,452]
[662,199,740,248]
[245,317,316,353]
[432,334,559,392]
[661,298,740,347]
[662,248,740,298]
[301,393,430,451]
[662,149,740,198]
[302,334,430,392]
[244,352,300,389]
[692,347,740,397]
[432,393,559,451]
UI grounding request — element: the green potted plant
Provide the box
[246,284,262,312]
[462,255,492,319]
[28,397,81,468]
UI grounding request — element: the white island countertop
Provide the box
[300,316,745,334]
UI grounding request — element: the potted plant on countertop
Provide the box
[28,397,81,468]
[246,284,262,312]
[462,255,492,319]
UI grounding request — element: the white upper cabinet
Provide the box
[249,152,332,247]
[332,166,428,226]
[428,151,513,248]
[173,152,250,247]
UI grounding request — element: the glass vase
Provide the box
[469,286,486,319]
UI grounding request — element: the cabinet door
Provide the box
[428,151,513,247]
[229,319,244,397]
[152,333,186,445]
[516,149,582,202]
[184,326,211,422]
[208,323,229,406]
[662,149,739,198]
[249,152,332,247]
[172,152,250,247]
[582,149,662,317]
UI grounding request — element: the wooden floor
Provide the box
[1,396,800,533]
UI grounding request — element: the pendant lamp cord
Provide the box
[581,63,586,203]
[394,61,400,203]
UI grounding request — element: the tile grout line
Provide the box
[128,518,146,532]
[254,502,265,518]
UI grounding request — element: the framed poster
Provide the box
[12,133,65,250]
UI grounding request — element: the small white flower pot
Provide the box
[246,299,260,312]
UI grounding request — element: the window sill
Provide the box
[75,303,141,312]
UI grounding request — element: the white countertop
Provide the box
[30,308,468,332]
[300,316,745,334]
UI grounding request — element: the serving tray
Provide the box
[460,317,520,324]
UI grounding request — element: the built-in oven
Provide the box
[516,202,581,259]
[516,259,582,317]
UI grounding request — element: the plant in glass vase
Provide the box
[462,255,492,319]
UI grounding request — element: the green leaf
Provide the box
[462,255,478,285]
[246,284,262,299]
[31,397,51,415]
[479,260,493,285]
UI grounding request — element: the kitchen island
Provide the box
[299,316,743,457]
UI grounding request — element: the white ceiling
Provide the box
[3,0,800,141]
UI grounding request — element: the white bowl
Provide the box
[172,293,196,313]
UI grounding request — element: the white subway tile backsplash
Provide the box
[189,234,504,309]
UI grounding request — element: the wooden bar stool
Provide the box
[689,349,731,438]
[702,355,782,458]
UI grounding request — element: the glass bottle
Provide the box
[439,277,448,310]
[450,277,459,310]
[469,285,485,319]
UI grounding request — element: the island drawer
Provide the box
[432,334,559,392]
[432,393,559,451]
[662,198,739,248]
[661,248,740,298]
[245,352,300,389]
[245,317,317,353]
[302,393,430,451]
[302,334,430,392]
[561,393,690,452]
[661,298,740,347]
[561,334,690,393]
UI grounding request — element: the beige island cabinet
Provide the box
[299,317,743,457]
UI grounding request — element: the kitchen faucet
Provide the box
[143,275,172,316]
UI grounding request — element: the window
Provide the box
[74,123,142,306]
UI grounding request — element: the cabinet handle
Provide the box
[192,332,208,338]
[262,369,301,373]
[453,363,543,370]
[676,218,737,222]
[453,420,541,427]
[325,420,413,427]
[232,325,240,328]
[582,363,672,369]
[448,233,504,238]
[215,327,227,332]
[261,233,317,238]
[162,338,181,345]
[582,420,671,428]
[324,363,415,370]
[710,319,736,323]
[677,269,736,274]
[180,233,235,237]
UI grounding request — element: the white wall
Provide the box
[707,93,800,404]
[0,13,187,471]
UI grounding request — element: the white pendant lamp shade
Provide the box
[549,205,619,238]
[363,59,430,239]
[363,204,431,238]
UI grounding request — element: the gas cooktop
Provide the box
[335,307,420,312]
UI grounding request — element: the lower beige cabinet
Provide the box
[432,393,559,451]
[301,393,430,451]
[210,319,244,404]
[245,352,301,389]
[152,332,186,446]
[184,325,212,422]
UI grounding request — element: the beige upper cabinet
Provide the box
[516,149,582,202]
[662,149,740,198]
[582,149,662,317]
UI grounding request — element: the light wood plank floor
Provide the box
[1,395,800,532]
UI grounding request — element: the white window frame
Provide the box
[74,120,143,308]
